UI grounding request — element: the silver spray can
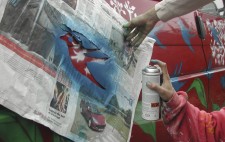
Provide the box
[142,65,161,120]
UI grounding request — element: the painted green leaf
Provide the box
[0,108,16,123]
[0,107,44,142]
[0,113,15,123]
[212,104,220,111]
[35,126,45,142]
[133,102,156,142]
[53,134,61,142]
[187,78,207,108]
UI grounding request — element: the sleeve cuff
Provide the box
[155,1,175,22]
[165,91,188,109]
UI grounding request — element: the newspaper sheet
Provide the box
[0,0,155,141]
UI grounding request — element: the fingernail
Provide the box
[150,59,157,63]
[146,81,152,87]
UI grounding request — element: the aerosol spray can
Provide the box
[142,65,161,120]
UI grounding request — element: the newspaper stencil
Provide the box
[0,0,155,141]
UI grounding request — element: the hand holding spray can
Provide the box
[142,65,161,120]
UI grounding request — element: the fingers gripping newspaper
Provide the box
[0,0,155,141]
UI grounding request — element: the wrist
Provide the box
[163,92,175,102]
[161,89,176,102]
[146,7,160,23]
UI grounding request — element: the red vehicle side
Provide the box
[0,0,225,142]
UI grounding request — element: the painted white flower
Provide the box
[124,1,137,20]
[110,0,126,15]
[206,19,225,65]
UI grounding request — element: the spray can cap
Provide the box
[142,65,161,76]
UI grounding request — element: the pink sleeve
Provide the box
[162,91,225,142]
